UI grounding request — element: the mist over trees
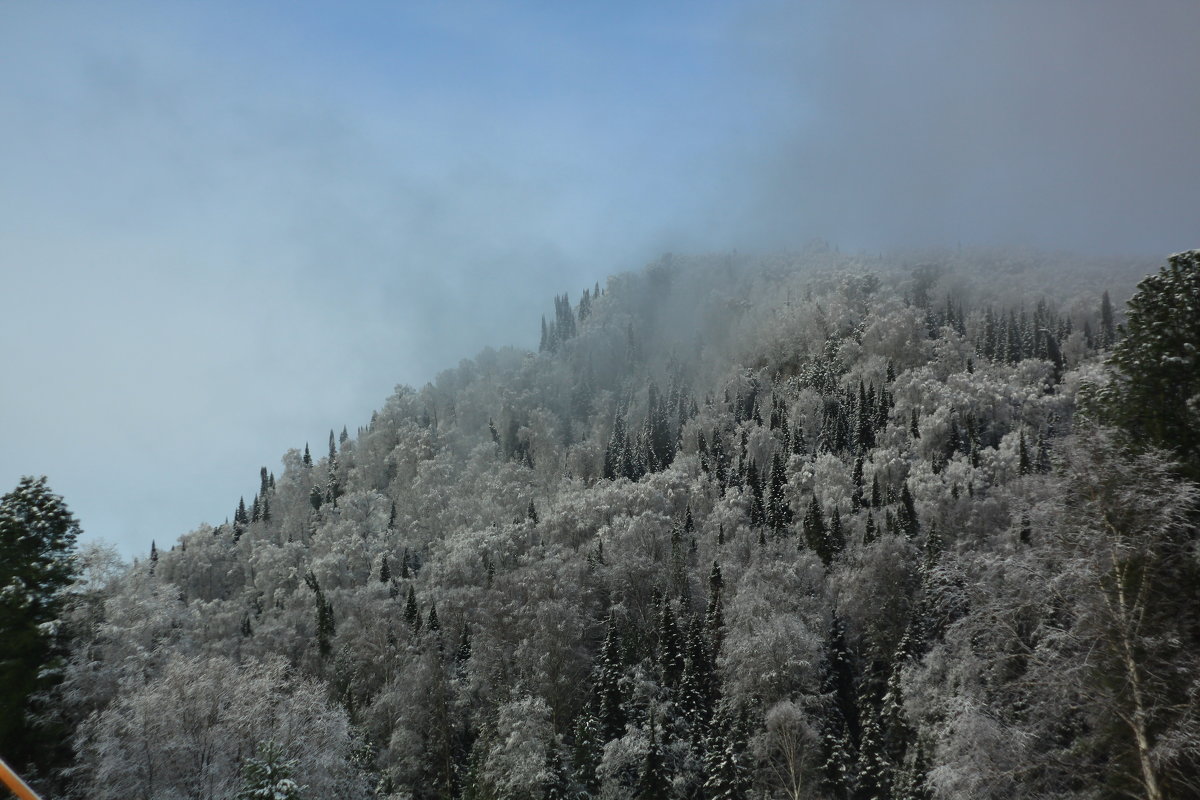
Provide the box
[12,246,1200,799]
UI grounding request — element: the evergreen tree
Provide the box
[851,457,865,512]
[0,476,80,776]
[711,431,729,491]
[325,438,341,504]
[896,484,919,540]
[735,430,748,487]
[876,388,892,433]
[857,382,876,450]
[1084,315,1098,349]
[880,646,917,788]
[965,412,981,468]
[706,561,725,641]
[404,586,421,631]
[592,613,627,741]
[1099,289,1116,349]
[980,307,997,360]
[818,616,858,800]
[792,418,808,456]
[657,602,685,690]
[605,414,629,481]
[680,617,718,738]
[545,740,573,800]
[908,523,946,653]
[855,705,892,800]
[303,571,335,657]
[455,623,472,671]
[578,287,593,323]
[746,460,765,527]
[829,508,845,557]
[891,740,932,800]
[574,713,604,798]
[1035,431,1052,474]
[646,382,675,471]
[704,705,749,800]
[1097,250,1200,476]
[556,293,578,342]
[635,715,671,800]
[237,742,303,800]
[804,497,831,565]
[460,731,491,800]
[379,555,391,583]
[947,414,961,459]
[766,451,792,536]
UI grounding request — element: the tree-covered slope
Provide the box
[53,247,1198,800]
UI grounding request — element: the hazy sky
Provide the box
[2,1,1197,558]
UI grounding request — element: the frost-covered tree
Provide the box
[1044,432,1200,799]
[916,431,1200,800]
[483,695,554,800]
[759,699,820,800]
[75,655,367,799]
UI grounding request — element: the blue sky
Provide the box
[2,1,1198,557]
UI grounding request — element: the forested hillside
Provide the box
[31,247,1200,798]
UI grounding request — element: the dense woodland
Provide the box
[3,246,1199,800]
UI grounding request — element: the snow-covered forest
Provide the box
[4,246,1200,799]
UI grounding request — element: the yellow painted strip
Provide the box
[0,757,41,800]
